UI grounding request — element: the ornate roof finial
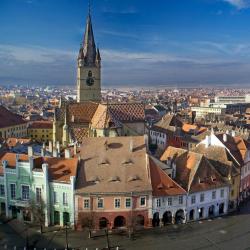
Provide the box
[88,0,91,16]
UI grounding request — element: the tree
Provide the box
[28,199,46,234]
[79,212,95,238]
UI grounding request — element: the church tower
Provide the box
[77,8,101,103]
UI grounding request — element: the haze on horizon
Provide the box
[1,0,250,87]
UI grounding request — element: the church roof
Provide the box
[108,103,145,122]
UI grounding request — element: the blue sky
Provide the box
[1,0,250,87]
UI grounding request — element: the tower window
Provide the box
[88,70,92,77]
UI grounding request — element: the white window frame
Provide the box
[63,192,68,206]
[179,196,183,205]
[10,183,16,200]
[191,195,196,204]
[97,198,104,209]
[167,197,172,206]
[200,193,205,202]
[140,196,146,207]
[212,191,216,199]
[125,197,132,208]
[220,189,224,198]
[156,198,161,207]
[114,198,121,209]
[21,185,30,201]
[83,198,90,209]
[53,191,58,204]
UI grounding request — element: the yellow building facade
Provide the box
[28,121,53,143]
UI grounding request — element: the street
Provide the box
[1,201,250,250]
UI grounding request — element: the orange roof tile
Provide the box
[149,157,186,197]
[28,121,53,129]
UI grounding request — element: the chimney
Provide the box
[49,141,53,153]
[223,133,227,142]
[129,139,133,152]
[65,148,71,159]
[53,148,58,157]
[231,130,236,137]
[28,146,33,157]
[74,143,77,155]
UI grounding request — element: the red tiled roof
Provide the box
[0,152,29,169]
[108,103,145,122]
[28,121,53,129]
[161,146,228,193]
[6,138,31,148]
[0,106,26,128]
[149,157,186,197]
[216,134,248,166]
[0,152,78,183]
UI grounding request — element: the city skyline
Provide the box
[1,0,250,86]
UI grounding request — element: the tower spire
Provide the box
[82,0,96,65]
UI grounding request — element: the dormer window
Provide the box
[108,176,120,182]
[98,158,109,165]
[90,176,100,183]
[127,175,140,182]
[122,158,133,165]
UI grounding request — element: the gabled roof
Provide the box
[193,144,239,178]
[152,114,183,132]
[91,104,121,129]
[76,136,152,194]
[108,103,145,122]
[56,102,144,126]
[149,157,186,197]
[216,133,248,166]
[0,106,26,128]
[160,146,227,193]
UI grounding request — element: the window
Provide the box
[54,191,58,204]
[36,187,42,203]
[156,198,161,207]
[125,198,132,208]
[168,197,172,206]
[22,185,30,200]
[10,184,16,199]
[0,184,5,196]
[220,189,224,198]
[97,198,104,208]
[179,196,183,204]
[212,191,216,199]
[84,199,90,209]
[231,190,234,196]
[191,195,196,204]
[63,192,68,206]
[200,193,205,202]
[140,196,146,207]
[114,198,121,208]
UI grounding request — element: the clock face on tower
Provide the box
[86,70,95,86]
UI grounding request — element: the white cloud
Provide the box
[0,43,250,86]
[0,44,75,64]
[223,0,250,9]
